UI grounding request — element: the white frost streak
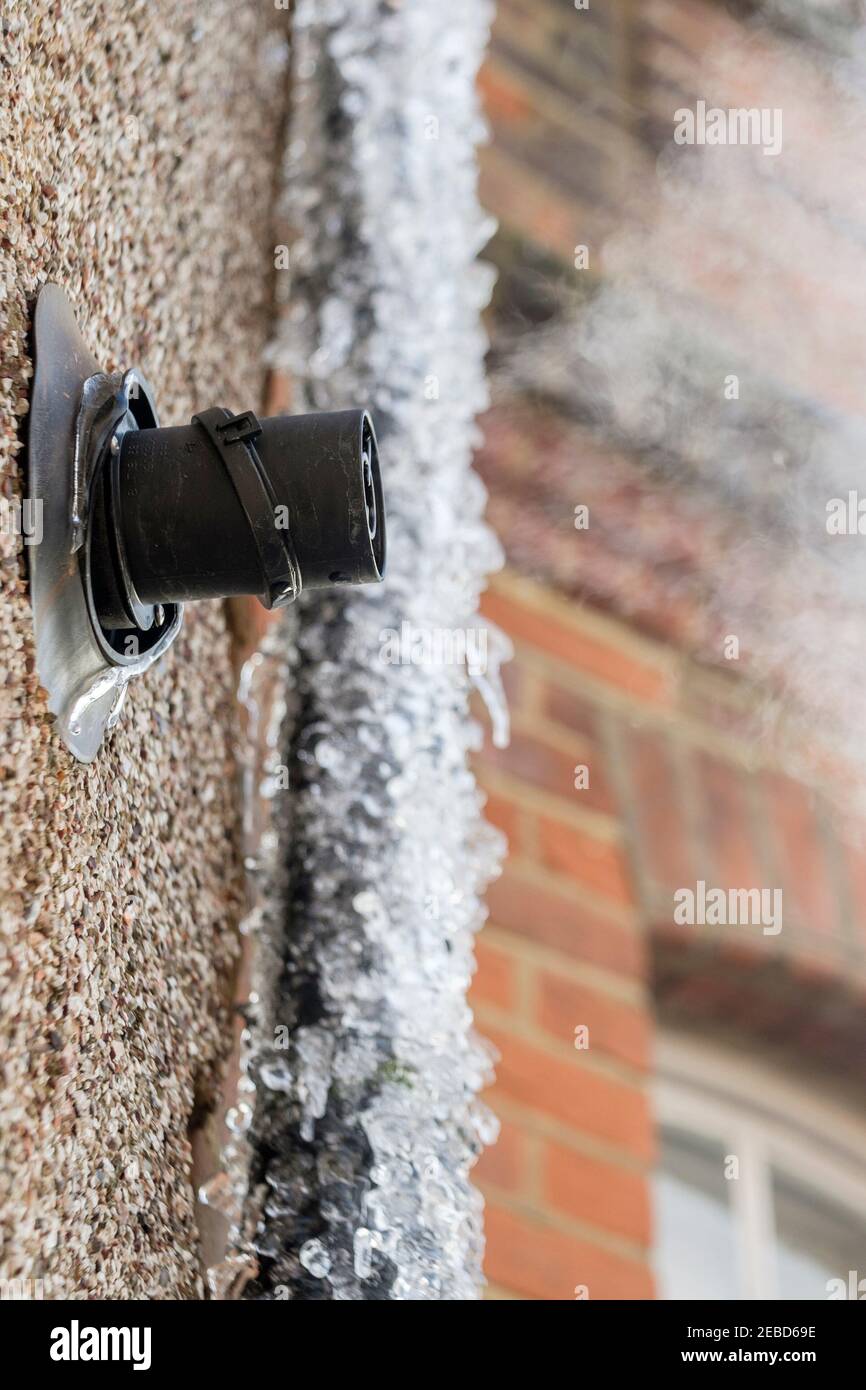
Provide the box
[264,0,507,1299]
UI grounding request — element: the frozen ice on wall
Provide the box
[238,0,508,1300]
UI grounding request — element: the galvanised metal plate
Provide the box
[27,284,181,762]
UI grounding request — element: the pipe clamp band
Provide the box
[191,407,302,608]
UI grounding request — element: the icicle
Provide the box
[238,0,506,1301]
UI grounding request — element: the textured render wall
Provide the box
[0,1,286,1298]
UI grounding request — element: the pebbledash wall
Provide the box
[468,0,866,1300]
[0,2,288,1298]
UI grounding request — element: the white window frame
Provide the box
[655,1032,866,1300]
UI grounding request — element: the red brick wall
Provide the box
[471,570,866,1299]
[476,0,866,681]
[471,571,658,1300]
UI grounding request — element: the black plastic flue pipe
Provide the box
[89,405,386,631]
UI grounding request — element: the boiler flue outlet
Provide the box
[26,284,386,762]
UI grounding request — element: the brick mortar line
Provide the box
[611,0,644,200]
[482,1282,524,1301]
[598,704,656,921]
[488,570,840,779]
[477,922,650,1006]
[681,659,771,721]
[477,758,625,842]
[482,1094,656,1176]
[480,1184,652,1267]
[515,950,536,1025]
[672,725,711,887]
[480,142,611,251]
[506,636,802,774]
[475,999,652,1091]
[490,855,640,929]
[510,705,597,764]
[525,1129,544,1207]
[485,45,653,173]
[489,569,679,677]
[520,801,541,862]
[519,664,545,721]
[818,795,865,954]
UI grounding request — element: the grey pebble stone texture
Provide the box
[0,0,287,1298]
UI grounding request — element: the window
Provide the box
[654,1034,866,1300]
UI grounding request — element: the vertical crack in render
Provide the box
[241,0,509,1300]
